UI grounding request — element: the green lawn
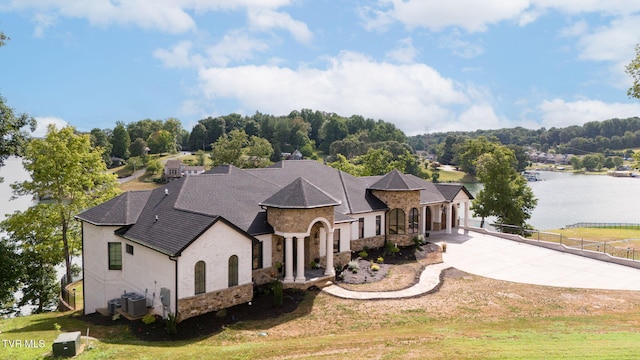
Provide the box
[3,295,640,359]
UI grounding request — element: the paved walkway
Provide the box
[322,229,640,299]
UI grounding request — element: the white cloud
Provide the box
[385,37,418,64]
[247,9,313,44]
[206,31,270,66]
[32,12,57,38]
[32,116,69,137]
[538,99,640,128]
[6,0,300,35]
[367,0,530,33]
[154,41,202,69]
[196,51,471,133]
[439,30,484,59]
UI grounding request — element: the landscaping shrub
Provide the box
[272,280,283,307]
[142,313,157,325]
[166,313,177,335]
[358,250,368,258]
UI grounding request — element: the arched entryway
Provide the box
[451,205,457,228]
[425,207,432,231]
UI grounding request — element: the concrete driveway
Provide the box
[432,230,640,291]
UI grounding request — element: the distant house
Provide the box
[163,159,205,182]
[77,160,473,322]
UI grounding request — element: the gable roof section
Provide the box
[260,177,341,209]
[367,169,425,191]
[435,184,475,201]
[76,190,151,226]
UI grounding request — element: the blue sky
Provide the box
[1,1,640,137]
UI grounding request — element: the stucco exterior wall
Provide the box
[82,222,176,316]
[177,221,253,299]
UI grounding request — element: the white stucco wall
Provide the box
[177,221,253,299]
[334,222,352,253]
[350,211,385,240]
[255,234,272,268]
[82,222,176,316]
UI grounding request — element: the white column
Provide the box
[324,230,335,276]
[446,203,453,234]
[319,228,326,257]
[464,201,470,228]
[284,236,294,282]
[295,236,306,282]
[420,206,426,235]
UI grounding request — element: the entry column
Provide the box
[284,236,294,282]
[325,229,335,276]
[295,236,306,282]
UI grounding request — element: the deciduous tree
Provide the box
[210,129,247,167]
[472,145,537,230]
[11,125,120,282]
[0,96,36,171]
[626,44,640,100]
[111,123,131,159]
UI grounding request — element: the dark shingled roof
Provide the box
[76,191,151,225]
[81,160,468,256]
[435,184,475,201]
[260,177,341,209]
[367,169,425,191]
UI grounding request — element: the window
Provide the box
[252,240,263,270]
[333,229,341,253]
[358,218,365,238]
[228,255,239,287]
[108,242,122,270]
[126,244,134,255]
[194,261,206,295]
[375,215,381,236]
[409,208,419,234]
[389,209,405,235]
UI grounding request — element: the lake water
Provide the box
[464,171,640,230]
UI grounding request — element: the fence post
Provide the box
[603,242,606,254]
[581,239,583,251]
[559,234,562,245]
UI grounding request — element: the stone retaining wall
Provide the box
[351,235,385,251]
[177,283,253,322]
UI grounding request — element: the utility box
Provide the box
[52,331,81,357]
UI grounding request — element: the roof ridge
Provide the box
[337,170,354,214]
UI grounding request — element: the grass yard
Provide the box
[544,227,640,242]
[3,269,640,359]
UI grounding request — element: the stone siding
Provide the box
[267,206,334,234]
[333,252,352,269]
[252,268,276,286]
[371,189,422,246]
[177,283,252,322]
[351,235,385,252]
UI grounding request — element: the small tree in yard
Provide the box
[473,145,537,230]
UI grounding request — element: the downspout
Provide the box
[170,255,178,320]
[80,221,86,313]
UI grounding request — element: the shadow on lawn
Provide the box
[78,286,319,343]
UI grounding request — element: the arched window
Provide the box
[228,255,239,287]
[409,208,419,234]
[194,261,205,295]
[389,209,405,235]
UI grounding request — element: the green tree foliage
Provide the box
[11,125,120,282]
[111,123,131,159]
[129,137,148,158]
[90,128,113,167]
[0,239,21,315]
[328,154,363,176]
[456,136,499,176]
[188,123,208,151]
[626,44,640,100]
[357,148,394,176]
[0,96,37,169]
[569,155,582,170]
[472,145,537,229]
[163,117,183,152]
[147,129,176,154]
[246,135,274,167]
[320,115,349,152]
[210,129,247,167]
[127,119,163,143]
[0,30,8,47]
[581,154,605,171]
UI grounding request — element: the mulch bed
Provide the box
[80,286,308,342]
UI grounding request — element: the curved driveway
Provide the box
[439,230,640,291]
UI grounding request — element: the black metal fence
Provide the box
[60,275,78,310]
[566,222,640,230]
[491,223,639,262]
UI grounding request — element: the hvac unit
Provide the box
[107,298,122,315]
[120,292,136,312]
[52,331,81,357]
[127,294,147,317]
